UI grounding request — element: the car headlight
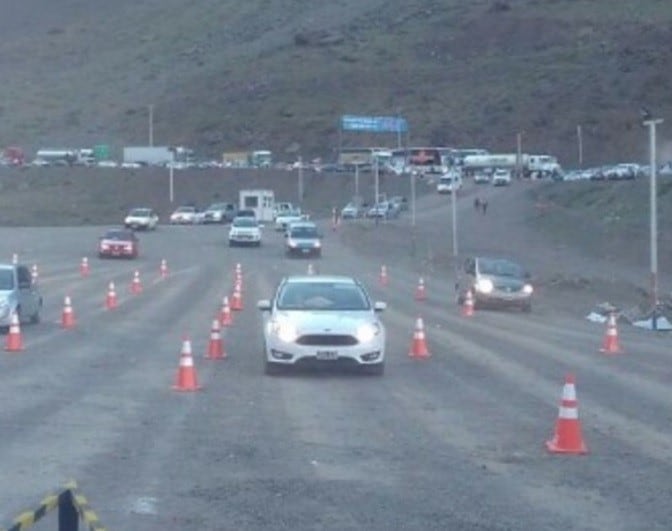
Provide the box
[523,284,534,294]
[475,278,494,293]
[356,322,380,343]
[269,319,299,343]
[314,241,321,248]
[288,240,297,248]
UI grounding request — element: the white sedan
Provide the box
[169,206,200,224]
[228,216,262,247]
[257,275,386,375]
[124,207,159,230]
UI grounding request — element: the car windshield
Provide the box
[233,218,258,228]
[277,281,370,311]
[289,226,318,238]
[0,269,14,290]
[176,206,195,213]
[104,230,133,241]
[207,203,226,211]
[129,208,151,216]
[479,258,524,278]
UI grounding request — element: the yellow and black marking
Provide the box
[1,480,107,531]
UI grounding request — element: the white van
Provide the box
[437,172,463,194]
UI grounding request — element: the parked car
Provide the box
[388,196,408,211]
[169,205,200,224]
[473,171,491,184]
[124,207,159,231]
[0,263,42,328]
[285,221,322,258]
[98,229,139,259]
[257,275,387,375]
[492,169,512,186]
[341,202,362,219]
[456,256,533,312]
[228,216,262,247]
[202,202,237,224]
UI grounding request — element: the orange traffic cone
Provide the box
[409,317,431,359]
[159,259,169,279]
[461,289,475,317]
[599,312,622,354]
[31,264,39,285]
[379,265,389,286]
[130,270,143,295]
[61,296,76,329]
[415,277,427,301]
[307,263,315,275]
[205,319,226,360]
[80,257,90,277]
[219,296,233,327]
[546,374,588,454]
[235,262,242,277]
[5,313,23,352]
[173,338,201,391]
[230,284,243,311]
[105,281,118,310]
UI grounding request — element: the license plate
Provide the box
[316,350,338,360]
[301,248,310,254]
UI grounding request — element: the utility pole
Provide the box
[149,104,154,147]
[297,156,304,204]
[643,117,664,329]
[374,156,380,205]
[516,132,523,179]
[577,124,583,169]
[354,164,360,200]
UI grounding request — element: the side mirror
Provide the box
[257,299,272,311]
[374,301,386,312]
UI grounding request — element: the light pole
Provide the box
[451,178,458,259]
[410,171,417,256]
[643,117,663,328]
[297,156,304,204]
[169,163,174,203]
[516,131,523,179]
[577,124,584,169]
[354,163,360,200]
[374,156,380,205]
[149,104,154,147]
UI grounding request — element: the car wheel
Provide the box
[265,360,284,376]
[363,362,385,376]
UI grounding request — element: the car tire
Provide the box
[363,362,385,376]
[265,360,284,376]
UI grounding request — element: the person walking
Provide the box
[474,197,481,211]
[481,199,488,215]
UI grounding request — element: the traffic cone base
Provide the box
[409,317,430,359]
[160,259,169,279]
[173,340,202,391]
[5,314,24,352]
[546,375,588,455]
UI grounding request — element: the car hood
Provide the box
[275,310,374,334]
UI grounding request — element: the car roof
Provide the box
[283,275,357,285]
[288,221,316,228]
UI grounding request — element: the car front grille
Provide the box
[296,334,358,346]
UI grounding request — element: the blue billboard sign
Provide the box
[341,115,408,133]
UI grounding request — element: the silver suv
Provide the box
[0,264,42,328]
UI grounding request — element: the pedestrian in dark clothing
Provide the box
[474,197,481,211]
[481,199,488,215]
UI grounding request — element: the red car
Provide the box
[98,229,139,259]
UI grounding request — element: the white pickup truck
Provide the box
[274,208,309,231]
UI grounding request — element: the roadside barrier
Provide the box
[1,480,107,531]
